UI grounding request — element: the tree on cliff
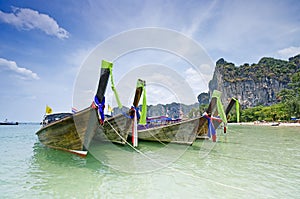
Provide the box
[278,71,300,119]
[197,92,209,105]
[211,54,300,122]
[210,55,299,108]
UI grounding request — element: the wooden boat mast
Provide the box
[96,61,110,103]
[128,79,145,118]
[225,98,236,117]
[206,97,217,116]
[133,79,145,107]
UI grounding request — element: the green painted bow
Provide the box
[101,60,122,109]
[232,97,240,123]
[137,79,147,125]
[212,90,227,124]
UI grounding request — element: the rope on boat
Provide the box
[120,111,132,119]
[105,120,127,143]
[105,120,248,193]
[106,120,162,156]
[145,128,168,146]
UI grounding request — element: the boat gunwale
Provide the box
[137,116,201,132]
[104,113,129,122]
[36,107,93,136]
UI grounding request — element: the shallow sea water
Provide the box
[0,124,299,198]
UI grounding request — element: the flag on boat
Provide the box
[45,105,52,114]
[72,107,78,114]
[108,104,113,113]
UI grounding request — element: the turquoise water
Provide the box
[0,124,299,198]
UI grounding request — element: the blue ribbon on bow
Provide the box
[94,96,105,122]
[131,106,140,120]
[203,114,216,138]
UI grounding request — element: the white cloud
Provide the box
[66,48,92,67]
[277,46,300,60]
[196,1,300,65]
[0,7,69,39]
[181,0,218,38]
[0,58,39,80]
[184,67,210,96]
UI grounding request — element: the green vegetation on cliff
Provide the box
[214,54,300,122]
[215,55,299,83]
[228,69,300,122]
[231,72,300,122]
[239,103,287,122]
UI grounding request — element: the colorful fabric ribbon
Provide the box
[203,113,217,142]
[211,90,228,136]
[132,109,138,147]
[212,90,227,124]
[101,60,122,109]
[137,80,147,125]
[94,95,105,123]
[131,106,140,119]
[232,97,240,123]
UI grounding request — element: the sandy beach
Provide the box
[229,122,300,127]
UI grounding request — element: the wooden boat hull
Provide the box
[36,107,101,155]
[94,113,133,144]
[134,90,228,144]
[136,116,222,144]
[137,117,202,145]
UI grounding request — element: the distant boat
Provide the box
[36,60,111,156]
[271,123,280,126]
[0,119,18,125]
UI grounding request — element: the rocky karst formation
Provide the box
[208,54,300,108]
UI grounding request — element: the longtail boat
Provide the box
[36,60,111,156]
[136,90,229,145]
[94,79,146,144]
[197,95,239,140]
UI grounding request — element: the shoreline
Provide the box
[228,122,300,127]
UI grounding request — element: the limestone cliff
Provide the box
[209,54,300,108]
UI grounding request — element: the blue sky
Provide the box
[0,0,300,122]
